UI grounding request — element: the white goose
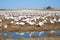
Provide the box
[50,30,56,34]
[14,19,19,21]
[28,22,35,25]
[19,22,25,25]
[38,21,44,26]
[20,32,24,35]
[5,16,10,20]
[4,25,8,28]
[53,18,57,22]
[10,16,14,19]
[15,22,20,25]
[0,19,2,22]
[10,21,14,24]
[29,32,34,38]
[36,16,40,19]
[50,19,54,23]
[39,31,44,35]
[4,33,7,36]
[18,16,21,20]
[58,18,60,22]
[16,32,20,34]
[43,20,47,23]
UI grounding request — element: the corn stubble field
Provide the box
[0,10,60,40]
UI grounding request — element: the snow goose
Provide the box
[43,20,47,23]
[19,22,25,25]
[22,19,26,21]
[15,22,19,25]
[53,18,57,22]
[4,33,7,36]
[26,18,30,21]
[15,32,20,34]
[33,18,36,22]
[4,25,8,28]
[46,18,48,20]
[38,22,44,26]
[50,19,54,23]
[0,19,2,22]
[10,16,14,19]
[20,32,24,35]
[58,18,60,22]
[14,19,19,21]
[41,17,45,19]
[19,16,24,18]
[39,31,44,35]
[30,17,36,22]
[29,32,34,38]
[10,21,14,24]
[28,22,35,25]
[50,30,56,34]
[36,16,40,19]
[18,16,21,20]
[5,16,9,20]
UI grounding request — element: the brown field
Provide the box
[0,10,60,40]
[0,37,60,40]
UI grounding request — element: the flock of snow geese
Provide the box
[0,12,60,29]
[0,12,60,38]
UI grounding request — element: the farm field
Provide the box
[0,10,60,40]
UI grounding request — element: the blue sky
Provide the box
[0,0,60,9]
